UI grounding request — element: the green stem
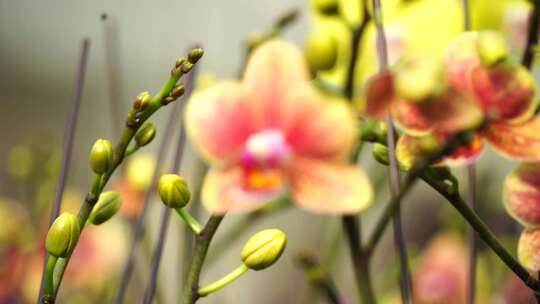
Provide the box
[182,215,225,304]
[342,216,376,304]
[421,170,540,292]
[124,144,139,157]
[48,56,193,300]
[43,256,58,303]
[175,208,203,235]
[522,0,540,69]
[198,264,249,297]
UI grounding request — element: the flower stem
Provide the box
[371,0,412,298]
[43,256,58,303]
[342,216,376,304]
[143,59,199,304]
[175,208,203,235]
[522,0,540,69]
[37,38,89,304]
[421,170,540,292]
[182,215,225,304]
[466,164,478,304]
[198,264,249,297]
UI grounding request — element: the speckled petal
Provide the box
[243,39,310,128]
[483,118,540,161]
[201,167,283,214]
[185,81,260,166]
[518,228,540,271]
[503,163,540,227]
[289,157,373,214]
[471,65,537,124]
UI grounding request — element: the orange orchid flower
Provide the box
[185,39,373,214]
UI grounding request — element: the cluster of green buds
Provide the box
[88,191,122,225]
[89,139,114,175]
[46,213,80,258]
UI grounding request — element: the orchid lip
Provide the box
[240,129,292,170]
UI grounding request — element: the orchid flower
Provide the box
[185,40,373,214]
[365,31,539,168]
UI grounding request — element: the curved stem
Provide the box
[421,170,540,292]
[198,264,249,297]
[182,215,225,304]
[175,208,203,235]
[466,164,478,304]
[43,256,58,303]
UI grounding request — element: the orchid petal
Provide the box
[503,163,540,227]
[392,100,434,136]
[289,157,373,214]
[441,134,484,167]
[360,71,396,118]
[396,134,439,170]
[518,228,540,271]
[243,39,310,128]
[201,167,282,214]
[185,81,260,166]
[416,89,484,134]
[483,118,540,161]
[284,84,357,160]
[444,32,480,92]
[471,65,537,123]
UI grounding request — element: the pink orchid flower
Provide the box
[185,40,373,214]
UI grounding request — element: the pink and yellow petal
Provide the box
[483,118,540,161]
[518,228,540,271]
[392,100,433,136]
[243,39,310,128]
[503,163,540,227]
[359,71,396,118]
[444,32,480,92]
[201,167,283,214]
[417,89,484,134]
[471,65,537,123]
[441,134,484,166]
[185,81,260,166]
[289,157,373,214]
[284,85,357,160]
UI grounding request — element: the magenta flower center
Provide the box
[240,130,292,191]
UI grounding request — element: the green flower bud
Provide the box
[46,213,80,257]
[158,174,191,208]
[88,191,122,225]
[372,143,390,165]
[477,30,508,66]
[305,29,338,73]
[313,0,339,15]
[135,122,156,147]
[188,48,204,64]
[133,91,151,111]
[241,229,287,270]
[89,139,113,174]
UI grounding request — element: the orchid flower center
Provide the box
[240,130,292,191]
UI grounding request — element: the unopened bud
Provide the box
[133,91,151,111]
[158,174,191,208]
[163,96,176,105]
[394,54,447,102]
[372,143,390,165]
[135,122,156,147]
[89,191,122,225]
[90,139,114,174]
[175,57,187,69]
[477,31,508,66]
[305,29,338,73]
[313,0,339,15]
[180,62,193,74]
[241,229,287,270]
[171,84,186,99]
[187,48,204,64]
[46,213,80,257]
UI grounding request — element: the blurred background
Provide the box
[0,0,534,303]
